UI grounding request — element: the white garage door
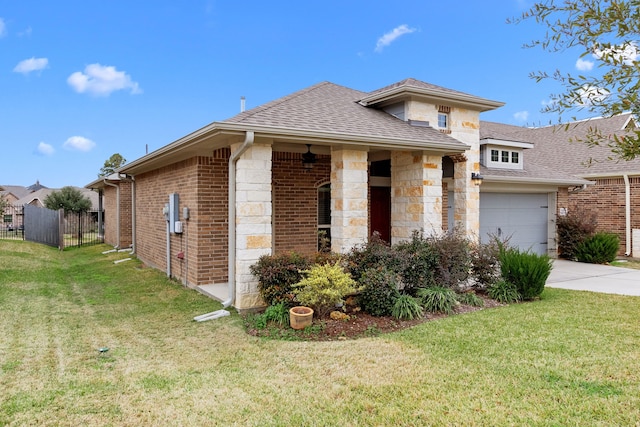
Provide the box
[480,193,549,255]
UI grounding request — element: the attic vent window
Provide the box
[407,119,430,127]
[437,105,451,113]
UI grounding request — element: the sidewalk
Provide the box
[547,259,640,296]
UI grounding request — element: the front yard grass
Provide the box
[1,240,639,425]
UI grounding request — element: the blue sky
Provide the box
[1,0,593,188]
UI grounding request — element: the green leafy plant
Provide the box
[394,230,438,294]
[344,232,399,282]
[357,266,401,317]
[428,230,473,290]
[263,302,290,327]
[470,238,503,288]
[556,209,598,260]
[487,280,521,304]
[249,252,311,306]
[417,286,458,315]
[575,232,620,264]
[499,248,552,301]
[456,291,484,308]
[293,262,360,318]
[391,295,423,320]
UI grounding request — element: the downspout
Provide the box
[131,176,136,254]
[194,130,255,322]
[103,179,120,249]
[624,174,631,256]
[225,130,255,308]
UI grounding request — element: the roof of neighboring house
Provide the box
[481,113,640,178]
[14,187,100,211]
[0,185,32,200]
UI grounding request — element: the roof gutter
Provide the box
[194,130,255,322]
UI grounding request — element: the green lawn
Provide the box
[1,241,639,426]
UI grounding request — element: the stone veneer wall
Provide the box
[330,148,369,253]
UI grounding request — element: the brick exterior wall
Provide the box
[567,177,640,255]
[272,152,331,256]
[103,181,132,248]
[134,152,229,286]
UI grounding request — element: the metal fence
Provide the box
[1,204,104,249]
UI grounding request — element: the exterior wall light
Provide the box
[471,172,484,186]
[302,144,317,170]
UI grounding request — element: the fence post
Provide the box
[58,209,65,251]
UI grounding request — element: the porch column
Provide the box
[331,147,368,253]
[452,154,480,241]
[390,151,443,244]
[234,142,273,310]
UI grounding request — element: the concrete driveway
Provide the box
[547,259,640,296]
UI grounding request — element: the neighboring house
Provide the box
[481,113,640,257]
[86,78,588,312]
[13,187,100,211]
[1,182,44,229]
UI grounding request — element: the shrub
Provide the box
[417,286,458,314]
[250,252,311,306]
[557,209,597,260]
[358,267,401,317]
[428,230,473,290]
[575,232,620,264]
[344,233,399,282]
[487,280,521,303]
[394,230,438,293]
[470,238,502,288]
[263,302,290,327]
[499,248,552,300]
[391,295,423,320]
[293,262,360,318]
[456,291,484,307]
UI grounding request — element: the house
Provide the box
[86,78,589,312]
[481,113,640,257]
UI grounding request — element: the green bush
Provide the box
[499,248,552,301]
[293,262,360,318]
[391,295,423,320]
[344,233,399,282]
[394,230,438,294]
[487,280,521,303]
[470,239,502,288]
[263,302,290,327]
[456,291,484,307]
[428,230,473,290]
[417,286,458,315]
[249,252,311,306]
[556,209,597,260]
[358,267,401,317]
[575,232,620,264]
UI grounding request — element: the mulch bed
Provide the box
[245,294,505,341]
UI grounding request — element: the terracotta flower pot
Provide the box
[289,306,314,330]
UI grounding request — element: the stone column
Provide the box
[233,142,272,310]
[331,147,368,253]
[452,154,480,241]
[390,151,443,244]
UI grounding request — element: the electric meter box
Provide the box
[169,193,180,233]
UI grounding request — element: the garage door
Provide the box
[480,193,549,255]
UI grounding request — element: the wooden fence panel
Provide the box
[23,205,61,248]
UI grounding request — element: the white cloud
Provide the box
[63,136,96,152]
[13,57,49,74]
[514,111,529,122]
[37,142,55,156]
[575,57,594,71]
[0,18,6,38]
[593,41,639,66]
[67,63,142,96]
[375,24,417,53]
[18,26,32,37]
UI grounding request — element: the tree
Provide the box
[44,187,92,213]
[512,0,640,160]
[99,153,126,177]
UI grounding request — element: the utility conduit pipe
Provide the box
[624,174,631,256]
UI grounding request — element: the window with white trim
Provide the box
[483,145,523,170]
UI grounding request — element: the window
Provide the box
[511,152,519,164]
[501,151,509,163]
[3,214,12,224]
[438,113,448,129]
[491,150,499,162]
[485,146,523,170]
[318,184,331,249]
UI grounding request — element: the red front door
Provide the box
[370,186,391,243]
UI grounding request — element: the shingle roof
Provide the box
[224,81,468,148]
[366,77,483,100]
[0,185,31,199]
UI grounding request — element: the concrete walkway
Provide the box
[547,259,640,296]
